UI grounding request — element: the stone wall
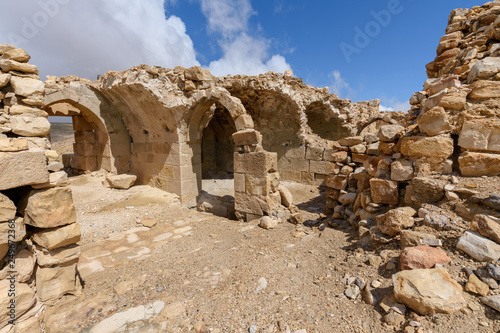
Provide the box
[0,45,81,332]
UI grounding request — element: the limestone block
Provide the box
[0,249,35,282]
[0,138,28,152]
[32,223,81,250]
[0,281,36,329]
[10,116,50,137]
[325,150,347,162]
[0,73,11,88]
[370,178,399,205]
[36,261,78,304]
[232,130,262,146]
[0,59,38,74]
[10,76,44,97]
[410,91,427,105]
[106,174,137,189]
[457,231,500,262]
[459,152,500,176]
[458,119,500,152]
[0,151,49,190]
[234,192,263,216]
[0,48,30,62]
[278,185,293,207]
[0,217,26,244]
[34,244,81,267]
[468,57,500,82]
[400,230,437,248]
[376,207,415,237]
[326,174,347,190]
[234,114,254,130]
[309,160,330,174]
[439,89,468,110]
[9,105,47,118]
[436,32,462,54]
[234,151,277,176]
[32,171,69,189]
[284,146,305,160]
[400,136,454,159]
[305,146,324,160]
[73,143,98,157]
[469,80,500,99]
[74,131,96,144]
[400,246,451,270]
[185,66,213,81]
[378,125,404,142]
[471,214,500,244]
[339,136,363,147]
[404,177,445,206]
[71,155,97,171]
[417,107,452,136]
[393,268,466,315]
[245,174,271,196]
[428,75,461,95]
[234,173,245,193]
[20,187,76,228]
[391,159,414,181]
[0,193,15,222]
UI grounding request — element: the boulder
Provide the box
[456,231,500,262]
[20,187,76,228]
[36,261,79,304]
[376,207,416,237]
[400,246,451,270]
[400,136,454,159]
[0,151,49,190]
[10,116,50,137]
[9,76,44,97]
[378,125,404,142]
[459,152,500,176]
[417,107,452,136]
[106,174,137,190]
[0,193,16,222]
[0,281,36,329]
[471,214,500,244]
[393,268,466,315]
[31,223,81,250]
[370,178,399,205]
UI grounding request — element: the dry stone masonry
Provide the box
[0,45,81,332]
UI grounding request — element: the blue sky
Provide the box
[0,0,487,111]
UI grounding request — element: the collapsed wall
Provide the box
[0,46,81,332]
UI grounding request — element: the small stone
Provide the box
[345,285,360,300]
[249,325,258,333]
[486,263,500,281]
[141,218,157,228]
[106,174,137,189]
[355,277,366,290]
[457,231,500,262]
[255,277,267,294]
[481,294,500,313]
[194,321,209,333]
[465,274,490,296]
[259,216,278,230]
[400,246,451,270]
[371,280,382,288]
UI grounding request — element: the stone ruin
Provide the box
[2,0,500,331]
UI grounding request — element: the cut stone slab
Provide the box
[20,187,76,229]
[459,152,500,176]
[10,116,50,137]
[393,268,466,315]
[457,231,500,262]
[0,281,36,330]
[31,223,81,250]
[9,76,44,97]
[468,57,500,82]
[400,246,451,270]
[36,261,78,304]
[0,193,16,222]
[0,137,29,152]
[339,136,363,147]
[471,214,500,244]
[458,119,500,152]
[34,244,81,267]
[106,174,137,190]
[0,151,49,190]
[0,59,38,74]
[400,136,454,159]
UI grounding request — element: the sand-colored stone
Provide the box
[400,136,454,159]
[31,223,81,250]
[459,152,500,176]
[21,187,77,228]
[0,281,36,330]
[9,76,44,96]
[0,151,49,190]
[35,261,79,304]
[10,116,50,137]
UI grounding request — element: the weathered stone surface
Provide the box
[428,75,461,95]
[32,171,69,189]
[0,249,35,283]
[259,216,278,230]
[459,152,500,176]
[391,159,414,181]
[0,48,30,62]
[0,243,7,261]
[465,274,490,296]
[0,217,26,244]
[0,59,38,74]
[0,73,10,88]
[378,125,404,142]
[10,116,50,137]
[417,107,452,136]
[0,138,29,152]
[0,193,15,222]
[232,130,262,146]
[471,214,500,244]
[457,231,500,262]
[400,230,437,248]
[9,105,48,118]
[185,66,213,81]
[469,80,500,99]
[34,244,81,267]
[400,246,451,270]
[9,76,44,97]
[393,268,466,315]
[439,89,468,110]
[481,294,500,313]
[339,136,363,147]
[326,174,347,190]
[468,57,500,82]
[0,151,49,190]
[405,177,445,206]
[458,119,500,152]
[376,207,415,237]
[21,187,76,228]
[36,261,78,304]
[0,281,36,329]
[278,185,293,207]
[32,223,81,250]
[370,178,399,205]
[106,174,137,190]
[400,136,454,159]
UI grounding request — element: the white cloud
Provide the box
[200,0,291,76]
[329,70,355,99]
[379,98,411,112]
[0,0,199,80]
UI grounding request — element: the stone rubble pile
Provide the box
[324,1,500,330]
[0,45,81,332]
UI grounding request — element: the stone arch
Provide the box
[44,85,132,174]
